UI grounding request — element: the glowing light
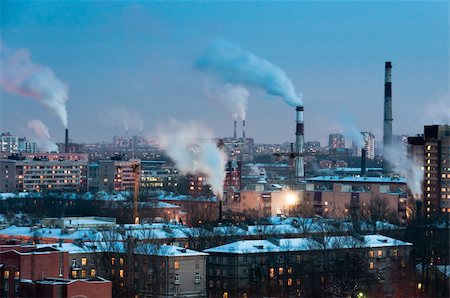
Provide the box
[285,192,298,205]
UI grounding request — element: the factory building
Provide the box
[0,154,88,193]
[408,124,450,219]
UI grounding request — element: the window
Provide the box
[3,271,9,278]
[174,261,180,270]
[111,269,115,276]
[195,273,201,282]
[369,262,374,269]
[369,251,374,258]
[393,249,398,256]
[278,267,284,275]
[269,267,275,278]
[111,257,115,265]
[81,270,86,278]
[90,269,96,277]
[175,274,180,283]
[14,271,19,279]
[71,270,77,278]
[81,258,87,266]
[223,292,229,298]
[288,278,293,286]
[195,260,200,269]
[72,259,77,268]
[287,266,293,274]
[119,269,124,278]
[119,258,124,266]
[377,250,383,257]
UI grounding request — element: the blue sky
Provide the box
[1,1,448,145]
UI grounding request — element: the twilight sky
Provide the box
[0,1,448,145]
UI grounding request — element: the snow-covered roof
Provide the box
[36,242,206,257]
[205,234,412,254]
[307,176,406,184]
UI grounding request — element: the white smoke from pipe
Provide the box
[27,119,59,153]
[338,112,365,147]
[384,144,423,199]
[204,83,249,120]
[99,107,144,134]
[0,43,69,127]
[197,39,302,107]
[156,120,227,197]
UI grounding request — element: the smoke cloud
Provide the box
[204,83,249,120]
[338,111,365,147]
[384,144,423,199]
[156,120,227,197]
[27,119,59,153]
[196,39,302,107]
[0,43,69,127]
[99,107,144,133]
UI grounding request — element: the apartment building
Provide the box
[98,158,141,192]
[0,154,88,192]
[205,235,413,298]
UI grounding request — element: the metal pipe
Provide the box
[242,119,246,140]
[65,128,69,153]
[233,120,237,139]
[295,106,305,181]
[383,61,393,175]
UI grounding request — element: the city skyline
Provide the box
[1,1,449,145]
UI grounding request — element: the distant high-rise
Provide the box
[408,124,450,219]
[328,134,345,149]
[353,132,375,160]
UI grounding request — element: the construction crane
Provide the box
[131,163,141,224]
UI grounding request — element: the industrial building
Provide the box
[328,133,346,149]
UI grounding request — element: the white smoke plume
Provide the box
[384,144,423,199]
[99,107,144,133]
[196,39,302,107]
[156,120,227,197]
[424,94,450,124]
[204,83,249,120]
[0,43,69,127]
[338,111,365,147]
[249,164,266,176]
[27,119,59,152]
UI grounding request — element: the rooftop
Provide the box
[307,176,406,184]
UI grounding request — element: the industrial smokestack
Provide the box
[65,128,69,153]
[295,106,305,181]
[383,61,393,176]
[242,119,246,140]
[361,148,367,176]
[233,120,237,139]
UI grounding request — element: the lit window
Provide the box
[369,262,374,269]
[119,269,124,278]
[90,269,96,277]
[4,271,9,278]
[287,278,293,286]
[81,270,86,278]
[223,292,229,298]
[369,250,374,258]
[278,267,283,275]
[269,267,275,278]
[14,271,20,279]
[287,267,293,274]
[71,270,77,278]
[377,250,382,257]
[393,249,398,256]
[111,257,115,265]
[81,258,87,266]
[119,258,124,266]
[174,261,180,270]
